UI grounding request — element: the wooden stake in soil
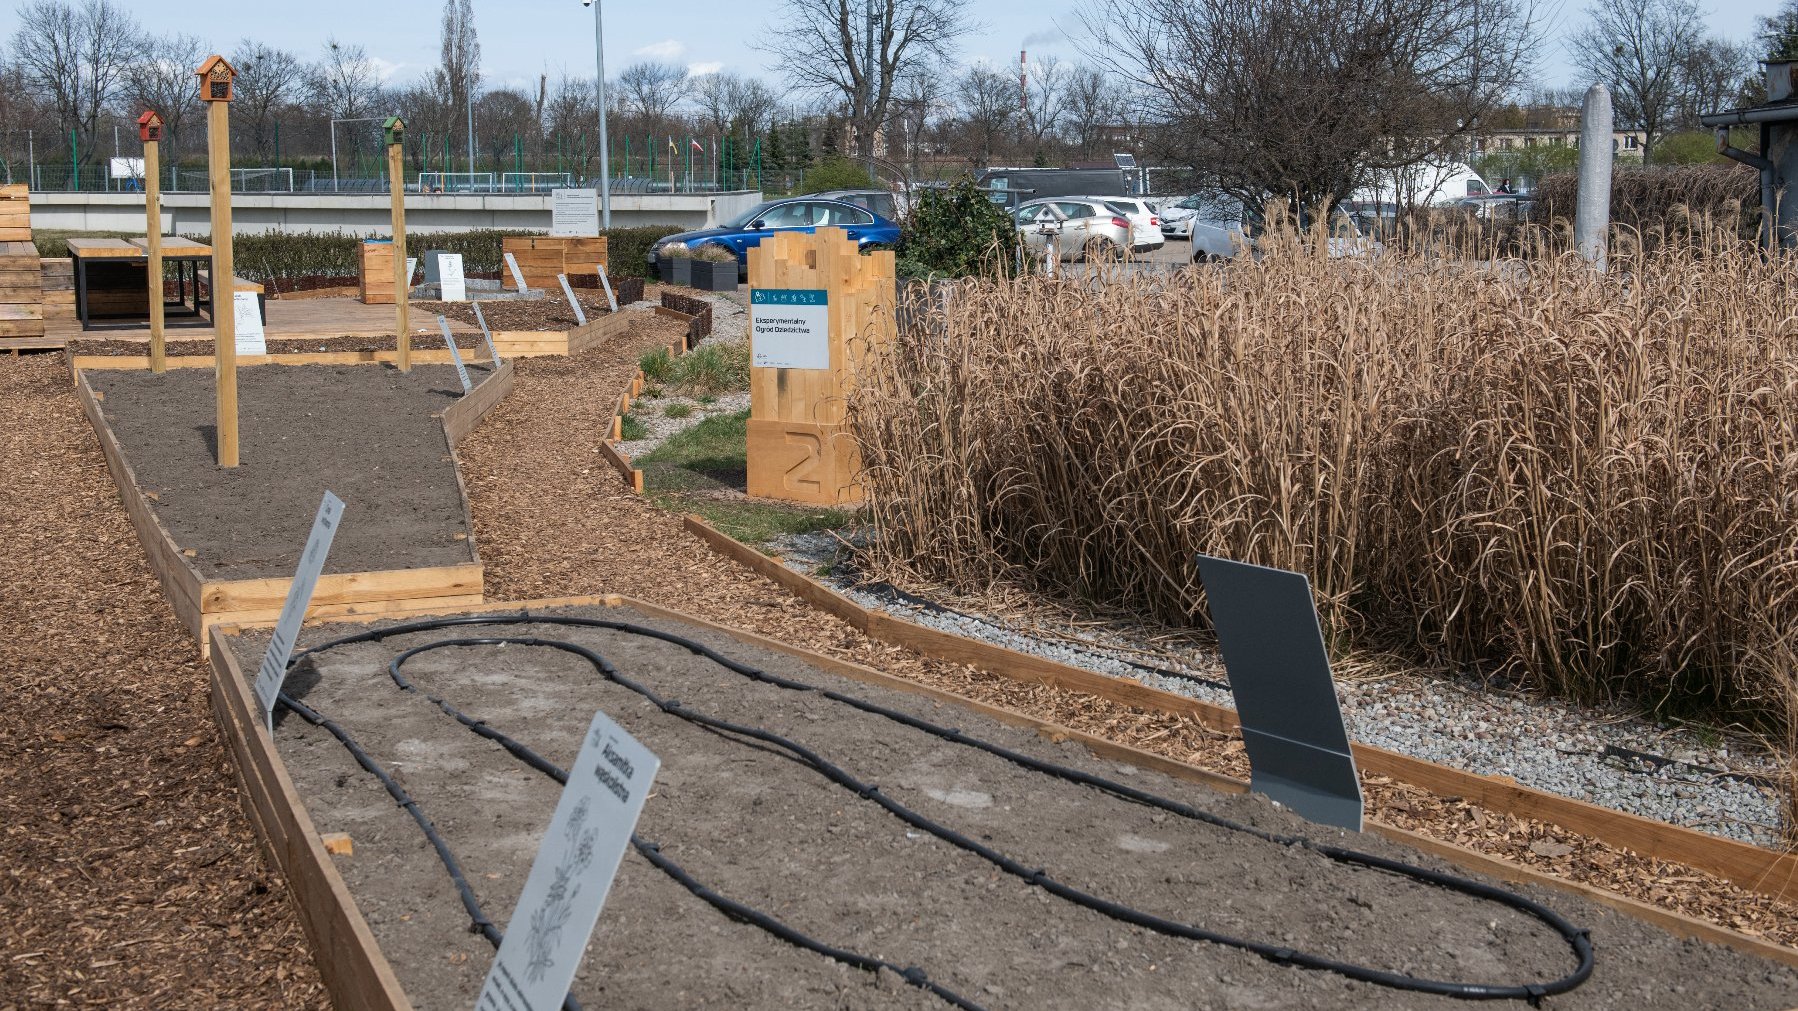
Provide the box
[384,117,409,371]
[138,110,165,373]
[197,56,238,467]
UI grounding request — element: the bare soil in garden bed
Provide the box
[240,602,1798,1010]
[417,290,623,332]
[0,354,324,1007]
[86,363,483,580]
[68,331,494,359]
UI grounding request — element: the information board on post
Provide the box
[437,253,466,302]
[437,316,473,393]
[252,492,345,731]
[550,187,600,237]
[476,710,659,1011]
[750,288,830,370]
[233,289,267,356]
[504,252,529,292]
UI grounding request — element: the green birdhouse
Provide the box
[383,116,405,146]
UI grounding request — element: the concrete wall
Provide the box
[29,189,764,236]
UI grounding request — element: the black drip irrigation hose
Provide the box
[280,611,1596,1005]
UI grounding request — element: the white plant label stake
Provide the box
[232,289,266,356]
[557,273,588,327]
[504,252,529,292]
[437,315,473,393]
[252,491,345,732]
[596,264,618,313]
[476,710,659,1011]
[471,301,501,365]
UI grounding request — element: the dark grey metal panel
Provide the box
[1196,554,1364,832]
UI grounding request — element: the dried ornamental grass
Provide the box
[848,230,1798,821]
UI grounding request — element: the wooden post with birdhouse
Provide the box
[197,54,238,467]
[138,110,166,372]
[744,226,895,505]
[384,115,410,371]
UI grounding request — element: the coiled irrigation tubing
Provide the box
[274,611,1595,1007]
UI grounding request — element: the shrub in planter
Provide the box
[689,243,739,292]
[658,242,692,286]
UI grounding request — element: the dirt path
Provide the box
[457,323,1798,952]
[0,354,325,1008]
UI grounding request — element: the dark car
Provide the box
[649,197,901,280]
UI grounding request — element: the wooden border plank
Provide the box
[677,515,1798,906]
[442,359,515,447]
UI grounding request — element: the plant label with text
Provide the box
[750,288,830,370]
[252,492,344,731]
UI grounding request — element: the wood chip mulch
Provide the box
[456,319,1798,952]
[0,353,326,1008]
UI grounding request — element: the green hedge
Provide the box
[36,225,677,283]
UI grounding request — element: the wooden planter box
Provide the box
[499,236,608,291]
[691,259,738,292]
[358,240,395,305]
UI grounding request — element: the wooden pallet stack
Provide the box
[358,239,396,305]
[0,184,44,346]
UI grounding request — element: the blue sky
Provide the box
[0,0,1781,92]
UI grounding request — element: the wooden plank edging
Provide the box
[676,515,1798,906]
[442,358,515,448]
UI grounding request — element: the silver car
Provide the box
[1079,196,1165,253]
[1014,198,1135,262]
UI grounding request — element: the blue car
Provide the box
[649,197,900,280]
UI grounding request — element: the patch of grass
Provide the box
[674,342,750,395]
[640,384,663,399]
[619,413,649,441]
[637,408,853,546]
[664,402,693,419]
[696,393,717,405]
[639,347,674,383]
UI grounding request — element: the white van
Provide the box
[1351,161,1491,208]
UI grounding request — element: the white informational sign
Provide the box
[252,492,345,731]
[476,710,659,1011]
[596,264,618,313]
[503,252,529,292]
[233,289,266,356]
[750,288,831,370]
[556,274,588,327]
[109,157,146,180]
[471,301,502,365]
[550,187,600,237]
[405,256,419,287]
[437,253,467,302]
[438,316,473,393]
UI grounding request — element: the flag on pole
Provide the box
[690,138,704,153]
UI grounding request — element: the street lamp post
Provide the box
[585,0,611,229]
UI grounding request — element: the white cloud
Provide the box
[687,61,723,77]
[368,56,404,83]
[634,39,685,60]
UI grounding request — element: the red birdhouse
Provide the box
[137,110,163,143]
[194,54,236,103]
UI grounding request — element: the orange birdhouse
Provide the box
[195,54,236,102]
[137,110,163,143]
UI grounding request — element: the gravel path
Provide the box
[771,533,1786,849]
[0,354,325,1007]
[616,290,751,459]
[456,331,1798,950]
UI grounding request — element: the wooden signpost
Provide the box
[138,110,165,372]
[197,55,238,467]
[385,116,410,371]
[745,227,895,505]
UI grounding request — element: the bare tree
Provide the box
[121,32,206,164]
[891,71,943,179]
[759,0,974,165]
[1064,64,1119,158]
[308,38,385,172]
[12,0,141,169]
[434,0,481,159]
[1569,0,1705,160]
[232,40,308,162]
[1020,55,1069,155]
[954,63,1017,166]
[1673,36,1754,128]
[1081,0,1535,211]
[617,61,688,132]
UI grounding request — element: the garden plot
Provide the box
[79,363,491,643]
[234,603,1798,1011]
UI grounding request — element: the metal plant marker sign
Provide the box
[1195,554,1364,831]
[471,301,501,365]
[438,315,473,393]
[595,263,618,313]
[556,273,588,327]
[252,491,345,731]
[477,710,659,1011]
[504,251,529,292]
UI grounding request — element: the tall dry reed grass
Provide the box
[850,227,1798,824]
